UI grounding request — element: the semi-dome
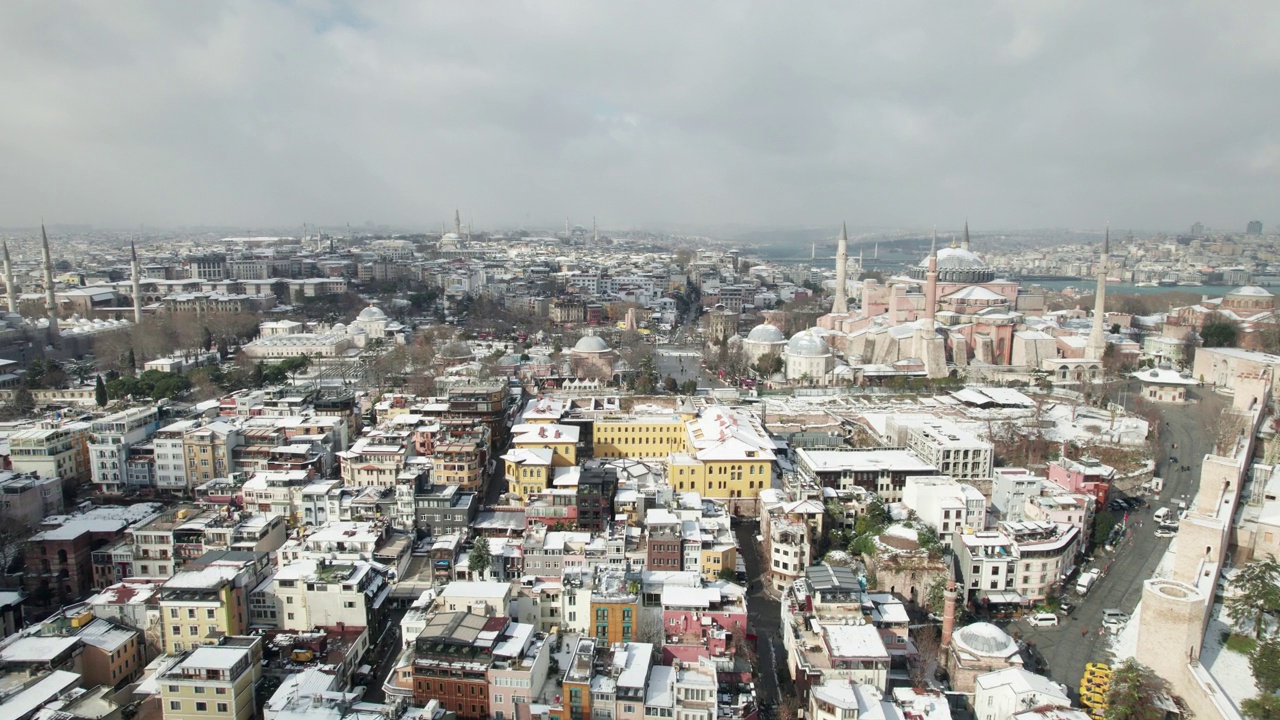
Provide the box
[439,340,474,359]
[746,323,786,344]
[919,247,988,270]
[573,335,611,354]
[952,622,1017,657]
[357,305,388,321]
[786,328,831,357]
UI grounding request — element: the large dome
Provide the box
[573,335,611,354]
[919,247,987,270]
[786,329,831,357]
[357,305,388,321]
[1229,286,1273,297]
[952,622,1017,657]
[746,323,786,344]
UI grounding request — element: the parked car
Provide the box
[1101,609,1129,622]
[1026,612,1059,627]
[1155,529,1177,539]
[1080,691,1108,708]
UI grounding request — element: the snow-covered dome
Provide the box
[357,305,388,321]
[786,328,831,357]
[1229,286,1273,297]
[439,340,474,359]
[746,323,786,344]
[920,247,988,270]
[573,335,611,354]
[953,622,1017,657]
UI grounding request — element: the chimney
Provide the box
[940,580,958,649]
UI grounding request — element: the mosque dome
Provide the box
[573,335,611,354]
[357,305,388,321]
[439,340,474,359]
[746,323,786,344]
[952,622,1017,657]
[786,329,831,357]
[1228,286,1272,297]
[919,247,987,270]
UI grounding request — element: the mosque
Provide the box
[754,222,1109,383]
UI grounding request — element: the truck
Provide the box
[1076,568,1100,596]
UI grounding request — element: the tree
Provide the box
[663,376,678,393]
[1241,693,1280,720]
[909,625,941,687]
[679,379,698,395]
[467,536,493,580]
[1226,554,1280,639]
[1105,659,1173,720]
[126,348,136,373]
[1091,511,1118,549]
[1250,635,1280,695]
[1201,316,1240,348]
[94,375,107,407]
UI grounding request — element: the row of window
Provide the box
[168,701,230,712]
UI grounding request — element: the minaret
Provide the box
[810,242,815,260]
[1086,223,1110,360]
[131,237,143,324]
[961,220,971,251]
[2,241,16,313]
[455,209,463,238]
[41,224,59,340]
[925,227,938,322]
[593,217,598,247]
[832,222,849,314]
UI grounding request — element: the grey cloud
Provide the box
[0,1,1278,232]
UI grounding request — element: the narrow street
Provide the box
[733,519,784,711]
[1015,383,1224,696]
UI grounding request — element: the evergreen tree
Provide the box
[202,327,214,351]
[1105,659,1172,720]
[1241,693,1280,720]
[467,536,493,580]
[126,348,136,373]
[1226,554,1280,639]
[1251,635,1280,695]
[94,375,107,407]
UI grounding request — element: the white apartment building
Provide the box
[337,434,409,488]
[952,530,1019,605]
[254,558,388,631]
[1002,521,1081,602]
[902,475,987,540]
[89,406,160,495]
[154,421,198,497]
[973,667,1071,720]
[989,468,1042,522]
[8,425,90,483]
[904,420,993,481]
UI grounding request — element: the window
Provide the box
[189,625,199,636]
[216,688,226,695]
[171,625,181,636]
[217,703,229,713]
[195,687,205,694]
[206,608,216,619]
[168,685,179,693]
[195,702,207,712]
[169,701,181,711]
[188,608,197,619]
[169,608,179,619]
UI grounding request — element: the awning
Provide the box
[983,591,1026,605]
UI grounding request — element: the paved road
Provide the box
[360,605,408,702]
[1013,384,1224,697]
[655,349,702,387]
[733,519,785,710]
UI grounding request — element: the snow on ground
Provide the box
[1201,603,1260,711]
[1106,539,1179,662]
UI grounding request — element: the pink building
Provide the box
[658,586,747,664]
[1047,457,1115,504]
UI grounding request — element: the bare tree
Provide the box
[909,625,941,688]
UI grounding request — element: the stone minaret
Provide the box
[455,208,463,238]
[1086,224,1110,360]
[41,224,59,340]
[131,238,143,324]
[925,227,938,322]
[832,222,849,314]
[941,580,958,649]
[2,240,16,313]
[961,220,971,251]
[592,217,598,247]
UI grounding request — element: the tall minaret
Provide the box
[961,220,971,251]
[131,237,143,324]
[832,222,850,314]
[1086,223,1110,360]
[810,242,815,260]
[41,224,59,340]
[592,217,598,247]
[925,227,938,322]
[2,241,16,313]
[455,209,463,238]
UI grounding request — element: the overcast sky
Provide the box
[2,2,1278,233]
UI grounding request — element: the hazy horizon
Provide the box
[3,3,1278,232]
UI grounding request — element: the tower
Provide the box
[131,237,143,324]
[2,240,16,313]
[961,220,971,251]
[1086,224,1110,360]
[832,222,850,314]
[593,217,598,247]
[41,224,59,341]
[925,227,938,322]
[455,208,463,238]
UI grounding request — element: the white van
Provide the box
[1076,568,1100,595]
[1027,612,1059,627]
[1153,507,1170,523]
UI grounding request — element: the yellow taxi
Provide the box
[1085,662,1111,675]
[1080,691,1108,709]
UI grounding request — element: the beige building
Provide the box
[8,425,90,483]
[159,642,261,720]
[183,422,242,487]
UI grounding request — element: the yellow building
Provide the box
[158,559,262,655]
[183,423,241,487]
[590,568,639,644]
[160,644,259,720]
[701,544,738,581]
[593,415,686,460]
[502,448,553,499]
[511,423,578,467]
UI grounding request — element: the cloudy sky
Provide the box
[2,1,1278,233]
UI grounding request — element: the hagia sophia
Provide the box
[745,223,1113,385]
